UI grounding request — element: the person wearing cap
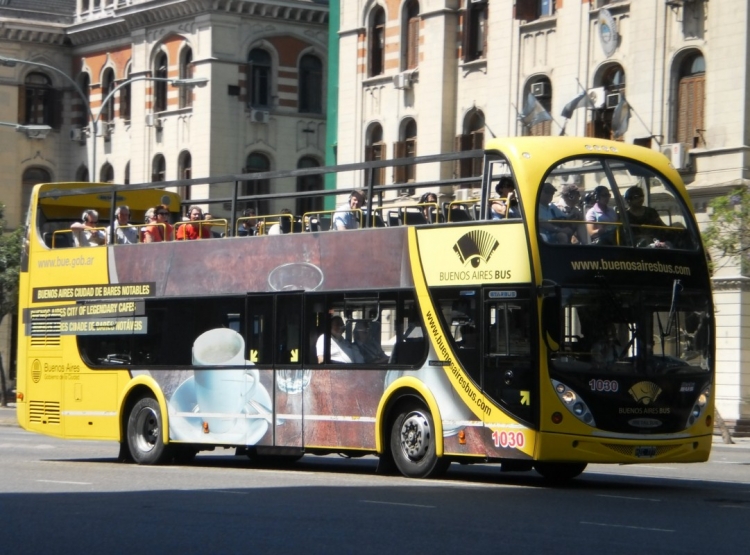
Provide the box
[538,183,572,244]
[555,183,585,243]
[333,190,365,230]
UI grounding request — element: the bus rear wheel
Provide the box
[390,404,449,479]
[126,397,171,465]
[533,461,587,484]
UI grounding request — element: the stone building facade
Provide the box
[335,0,750,432]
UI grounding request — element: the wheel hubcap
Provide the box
[399,411,431,461]
[134,406,159,453]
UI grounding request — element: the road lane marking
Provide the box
[596,494,660,502]
[361,500,435,509]
[581,521,674,533]
[37,479,92,485]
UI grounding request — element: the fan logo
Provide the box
[629,381,662,405]
[453,230,499,268]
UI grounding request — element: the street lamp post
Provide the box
[0,55,208,182]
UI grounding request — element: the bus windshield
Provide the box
[552,287,711,376]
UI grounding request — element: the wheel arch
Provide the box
[375,376,444,456]
[118,375,170,445]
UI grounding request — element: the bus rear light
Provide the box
[552,412,563,424]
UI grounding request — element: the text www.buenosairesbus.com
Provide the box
[37,255,95,269]
[570,259,691,276]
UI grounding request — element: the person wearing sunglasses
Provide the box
[624,186,668,248]
[176,205,211,240]
[555,183,585,243]
[70,209,106,247]
[142,204,174,243]
[585,185,618,245]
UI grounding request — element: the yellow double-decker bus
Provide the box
[16,137,714,482]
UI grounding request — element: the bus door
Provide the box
[482,288,536,428]
[246,292,304,449]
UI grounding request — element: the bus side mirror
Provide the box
[539,280,561,352]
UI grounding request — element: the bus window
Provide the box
[246,296,274,366]
[432,288,480,385]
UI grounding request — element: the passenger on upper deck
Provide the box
[491,177,521,220]
[142,204,173,243]
[538,183,574,244]
[237,207,260,237]
[418,192,439,223]
[317,316,364,363]
[176,205,211,241]
[586,186,618,245]
[333,190,365,230]
[106,205,138,245]
[71,209,106,247]
[267,208,293,235]
[623,186,669,248]
[555,183,586,244]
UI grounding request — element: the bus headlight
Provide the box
[686,386,711,428]
[551,379,596,427]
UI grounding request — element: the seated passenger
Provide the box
[238,208,260,237]
[491,177,521,219]
[555,183,586,244]
[176,205,211,241]
[317,316,364,363]
[142,204,173,243]
[267,208,293,235]
[586,186,618,245]
[418,192,439,223]
[538,183,574,244]
[623,186,669,248]
[107,205,138,245]
[353,322,389,363]
[71,209,106,247]
[333,190,365,230]
[456,324,477,349]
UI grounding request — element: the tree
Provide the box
[0,203,24,406]
[702,187,750,275]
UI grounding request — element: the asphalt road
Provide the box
[1,412,748,555]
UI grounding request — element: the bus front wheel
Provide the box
[533,461,587,483]
[126,397,171,465]
[390,404,449,479]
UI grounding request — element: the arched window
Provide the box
[100,162,114,183]
[463,0,488,62]
[179,47,193,109]
[588,64,625,140]
[101,68,116,123]
[178,150,192,201]
[403,1,420,70]
[22,72,60,128]
[76,72,91,127]
[243,152,270,214]
[456,110,484,179]
[76,165,89,183]
[365,123,386,186]
[120,65,132,121]
[299,54,323,113]
[525,77,552,137]
[395,118,417,194]
[369,7,385,77]
[248,48,272,108]
[21,167,52,220]
[676,53,705,148]
[296,156,323,216]
[152,154,166,182]
[154,52,168,113]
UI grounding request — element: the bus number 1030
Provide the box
[589,379,619,392]
[491,430,525,449]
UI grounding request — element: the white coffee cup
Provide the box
[192,328,259,433]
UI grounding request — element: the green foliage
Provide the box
[0,203,24,319]
[702,187,750,274]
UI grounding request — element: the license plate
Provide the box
[635,446,657,458]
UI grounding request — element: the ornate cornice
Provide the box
[712,276,750,292]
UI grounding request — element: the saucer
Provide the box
[167,374,271,445]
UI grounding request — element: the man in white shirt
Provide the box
[317,316,363,363]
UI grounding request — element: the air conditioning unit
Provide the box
[587,87,607,109]
[250,109,270,124]
[145,113,163,130]
[69,128,85,142]
[531,82,548,98]
[99,122,114,140]
[454,188,479,202]
[393,72,412,90]
[606,92,621,109]
[661,143,688,170]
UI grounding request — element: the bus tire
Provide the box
[390,404,449,479]
[126,397,171,465]
[533,461,587,484]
